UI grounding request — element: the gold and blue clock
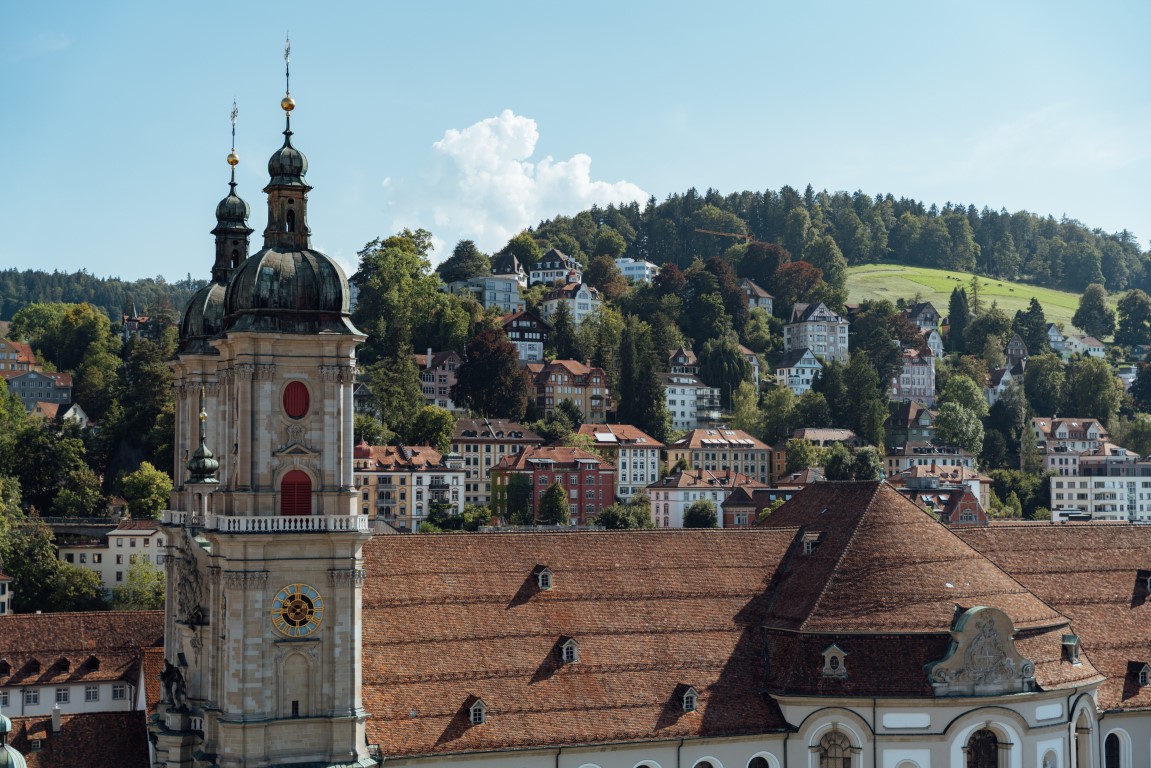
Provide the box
[271,583,324,637]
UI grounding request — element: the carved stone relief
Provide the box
[926,606,1036,696]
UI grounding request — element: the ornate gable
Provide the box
[926,606,1036,696]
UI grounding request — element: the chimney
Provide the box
[52,702,62,733]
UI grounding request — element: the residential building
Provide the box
[1,610,163,768]
[529,359,611,422]
[668,427,772,484]
[1032,417,1110,457]
[528,247,582,286]
[1049,444,1151,521]
[719,485,799,527]
[539,282,602,326]
[353,443,464,530]
[120,305,166,344]
[884,400,936,450]
[490,252,528,287]
[0,339,36,372]
[614,256,659,284]
[1065,334,1106,359]
[775,348,822,396]
[740,277,774,314]
[647,468,766,528]
[1047,322,1067,354]
[1118,363,1139,391]
[474,274,525,314]
[500,310,550,364]
[660,372,719,431]
[1005,333,1028,369]
[888,463,993,510]
[784,301,849,362]
[576,423,663,501]
[906,301,941,331]
[889,347,936,405]
[0,569,11,615]
[886,441,977,475]
[668,345,699,375]
[920,326,944,359]
[451,419,543,507]
[985,363,1024,407]
[413,349,461,411]
[1,370,72,413]
[739,343,761,386]
[56,520,166,598]
[490,446,615,525]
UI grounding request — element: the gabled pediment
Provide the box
[274,443,319,457]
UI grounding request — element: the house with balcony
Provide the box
[529,248,582,286]
[889,347,936,406]
[614,257,659,284]
[775,349,822,396]
[667,428,772,485]
[528,359,612,422]
[576,423,664,501]
[740,278,774,314]
[660,372,720,431]
[539,282,603,326]
[783,302,849,362]
[490,446,615,526]
[501,310,551,364]
[414,349,462,411]
[352,443,465,531]
[451,419,544,507]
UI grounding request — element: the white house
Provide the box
[56,519,165,598]
[539,282,603,326]
[784,302,849,362]
[775,348,822,395]
[576,423,663,501]
[740,278,774,314]
[614,257,659,284]
[647,468,766,528]
[529,248,582,286]
[661,372,720,431]
[1065,334,1106,359]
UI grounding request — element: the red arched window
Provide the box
[281,470,312,516]
[283,381,310,419]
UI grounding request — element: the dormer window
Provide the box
[802,532,823,555]
[536,567,553,590]
[561,638,579,664]
[822,644,848,678]
[1063,634,1081,664]
[1140,664,1150,687]
[682,686,698,713]
[469,699,487,725]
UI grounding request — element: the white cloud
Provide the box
[392,110,647,260]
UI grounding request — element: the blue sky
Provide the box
[1,1,1148,283]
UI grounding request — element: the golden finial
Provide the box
[227,101,240,166]
[281,34,295,112]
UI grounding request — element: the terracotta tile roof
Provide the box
[360,529,796,757]
[492,445,613,472]
[10,712,151,768]
[790,428,859,446]
[535,359,593,377]
[353,443,446,469]
[413,350,460,370]
[576,423,664,449]
[758,482,1068,634]
[647,469,765,491]
[758,482,1099,697]
[31,402,60,418]
[452,419,542,443]
[110,519,162,532]
[671,429,769,451]
[956,524,1151,710]
[0,611,163,689]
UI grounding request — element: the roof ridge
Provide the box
[797,482,880,632]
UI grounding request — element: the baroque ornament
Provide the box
[926,606,1036,696]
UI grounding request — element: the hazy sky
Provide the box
[1,1,1148,283]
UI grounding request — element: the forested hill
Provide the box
[527,186,1148,295]
[0,268,206,323]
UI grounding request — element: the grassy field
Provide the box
[845,264,1102,328]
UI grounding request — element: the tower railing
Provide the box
[161,509,370,533]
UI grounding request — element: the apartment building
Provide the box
[783,302,849,362]
[491,446,616,526]
[56,519,165,597]
[660,372,720,431]
[576,423,664,501]
[647,469,766,528]
[528,359,612,422]
[667,428,772,485]
[451,419,544,507]
[352,443,465,531]
[501,310,550,364]
[414,349,461,411]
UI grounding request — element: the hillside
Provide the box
[846,264,1109,330]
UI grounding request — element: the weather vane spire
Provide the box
[227,101,239,177]
[281,34,296,117]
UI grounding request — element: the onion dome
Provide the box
[186,390,219,484]
[0,703,26,768]
[215,179,250,225]
[267,119,308,187]
[223,248,358,334]
[178,282,227,355]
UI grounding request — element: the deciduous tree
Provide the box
[1072,283,1115,339]
[453,329,530,421]
[683,499,718,529]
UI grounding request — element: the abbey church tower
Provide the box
[154,55,372,768]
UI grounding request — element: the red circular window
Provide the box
[283,381,310,419]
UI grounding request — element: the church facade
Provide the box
[149,67,1151,768]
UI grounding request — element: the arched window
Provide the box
[748,758,771,768]
[1105,733,1121,768]
[819,731,852,768]
[966,728,998,768]
[286,209,296,233]
[281,470,312,516]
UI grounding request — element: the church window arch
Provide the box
[965,728,997,768]
[286,209,296,233]
[818,731,853,768]
[281,470,312,516]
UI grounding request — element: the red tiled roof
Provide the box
[671,429,769,451]
[0,611,164,689]
[957,524,1151,710]
[576,423,664,449]
[452,419,542,443]
[360,529,796,757]
[493,445,613,472]
[31,402,60,418]
[11,712,151,768]
[647,469,765,491]
[353,444,445,469]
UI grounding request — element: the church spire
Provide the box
[263,35,312,251]
[186,387,219,484]
[210,101,253,282]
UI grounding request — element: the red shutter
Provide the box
[283,381,310,419]
[281,470,312,516]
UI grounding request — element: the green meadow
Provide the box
[845,264,1101,329]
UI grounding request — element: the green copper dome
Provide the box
[267,120,308,187]
[215,181,250,225]
[223,248,359,334]
[178,281,227,354]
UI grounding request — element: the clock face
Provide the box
[271,583,324,637]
